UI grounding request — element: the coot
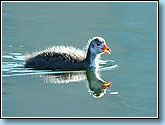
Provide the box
[24,36,111,70]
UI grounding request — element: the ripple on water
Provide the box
[3,53,25,61]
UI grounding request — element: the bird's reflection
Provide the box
[39,71,86,84]
[39,68,111,98]
[86,68,111,98]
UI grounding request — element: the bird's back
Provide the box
[24,46,87,70]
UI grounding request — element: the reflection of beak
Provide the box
[102,82,111,89]
[101,44,111,54]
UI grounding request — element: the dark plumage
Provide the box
[24,37,111,70]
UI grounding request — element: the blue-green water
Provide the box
[2,2,157,117]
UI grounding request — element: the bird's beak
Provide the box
[101,44,111,54]
[102,82,111,89]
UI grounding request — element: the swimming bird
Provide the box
[24,36,111,70]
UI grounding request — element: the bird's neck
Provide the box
[85,47,99,68]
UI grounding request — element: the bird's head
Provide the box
[89,36,111,55]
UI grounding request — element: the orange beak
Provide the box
[101,44,111,54]
[102,82,112,89]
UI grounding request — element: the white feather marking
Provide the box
[25,45,86,61]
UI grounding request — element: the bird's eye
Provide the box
[97,43,101,46]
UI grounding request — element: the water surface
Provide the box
[2,2,157,117]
